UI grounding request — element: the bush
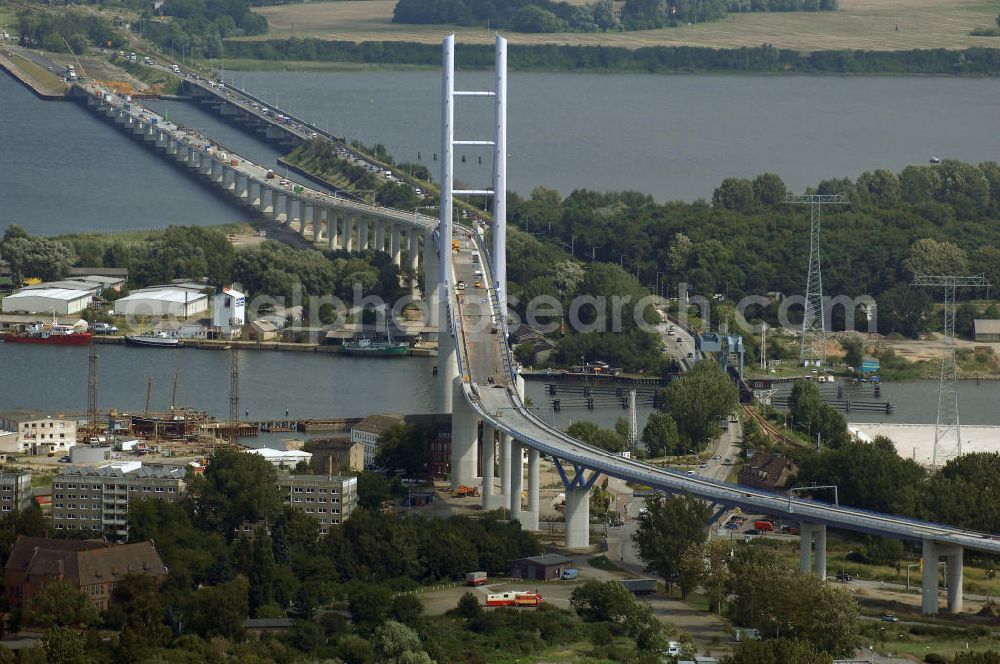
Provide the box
[924,654,946,664]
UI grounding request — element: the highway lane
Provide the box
[450,227,1000,557]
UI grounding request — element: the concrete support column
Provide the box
[186,147,197,167]
[524,448,539,531]
[344,214,355,252]
[200,157,213,177]
[799,523,816,573]
[328,209,339,251]
[945,547,964,613]
[391,225,402,266]
[409,231,421,296]
[813,525,827,580]
[250,181,262,207]
[301,204,313,238]
[359,217,369,251]
[288,196,298,229]
[315,208,327,242]
[509,440,523,520]
[922,539,939,615]
[565,485,591,550]
[236,175,248,200]
[451,376,478,490]
[261,188,273,216]
[481,423,496,509]
[498,434,511,503]
[375,221,386,254]
[425,230,439,328]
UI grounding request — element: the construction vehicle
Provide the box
[452,239,460,252]
[486,591,543,607]
[466,571,488,586]
[453,485,479,498]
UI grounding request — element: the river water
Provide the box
[3,70,1000,237]
[3,65,1000,432]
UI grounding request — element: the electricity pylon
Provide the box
[785,194,850,366]
[912,274,989,466]
[229,344,240,447]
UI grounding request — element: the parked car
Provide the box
[836,572,853,582]
[745,528,761,536]
[881,613,899,623]
[93,322,118,334]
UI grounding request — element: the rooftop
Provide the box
[517,554,573,566]
[118,287,208,304]
[5,288,92,301]
[974,319,1000,334]
[58,463,186,480]
[353,413,405,434]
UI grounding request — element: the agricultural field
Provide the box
[244,0,1000,52]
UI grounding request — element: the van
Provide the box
[560,569,578,580]
[666,641,681,656]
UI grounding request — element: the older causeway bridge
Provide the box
[69,81,442,323]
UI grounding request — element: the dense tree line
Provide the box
[141,0,268,59]
[222,38,1000,75]
[392,0,834,33]
[17,8,124,52]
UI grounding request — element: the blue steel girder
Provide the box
[553,458,600,491]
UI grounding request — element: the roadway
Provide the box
[451,226,1000,557]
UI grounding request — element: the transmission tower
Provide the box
[785,194,850,366]
[912,274,989,466]
[229,344,240,446]
[87,342,98,434]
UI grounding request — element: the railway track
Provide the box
[741,404,804,448]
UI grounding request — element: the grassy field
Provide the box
[243,0,1000,52]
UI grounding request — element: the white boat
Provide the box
[929,157,941,164]
[124,332,182,348]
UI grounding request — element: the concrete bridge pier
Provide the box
[284,195,295,228]
[315,207,328,243]
[451,376,479,490]
[210,160,224,185]
[509,440,523,521]
[424,231,439,325]
[375,220,386,254]
[498,433,511,507]
[409,231,420,296]
[358,217,370,251]
[524,448,540,531]
[798,523,827,579]
[391,225,402,266]
[222,166,236,192]
[262,187,275,218]
[922,540,964,615]
[186,147,199,168]
[249,180,262,208]
[564,485,590,550]
[344,214,355,252]
[235,174,249,201]
[300,204,313,239]
[328,209,340,251]
[481,423,497,509]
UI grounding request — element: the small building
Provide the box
[114,286,208,318]
[0,412,78,456]
[249,447,313,469]
[1,287,93,315]
[309,439,365,475]
[213,287,246,338]
[247,319,279,341]
[974,320,1000,343]
[509,554,573,581]
[351,414,405,468]
[738,452,797,491]
[4,536,168,611]
[69,445,112,464]
[0,472,33,514]
[276,472,358,535]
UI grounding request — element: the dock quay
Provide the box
[200,417,362,439]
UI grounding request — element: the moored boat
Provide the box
[1,322,92,346]
[124,332,182,348]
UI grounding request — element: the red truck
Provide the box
[466,571,488,586]
[753,520,774,532]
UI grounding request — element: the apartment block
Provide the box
[276,473,357,536]
[0,472,33,514]
[52,462,186,539]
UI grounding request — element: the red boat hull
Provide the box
[2,332,93,346]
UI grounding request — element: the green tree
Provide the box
[390,594,424,627]
[662,361,738,450]
[349,585,394,634]
[721,638,833,664]
[42,626,88,664]
[0,236,75,286]
[192,575,249,641]
[372,620,435,663]
[337,634,375,664]
[108,574,169,659]
[191,449,281,539]
[751,173,787,208]
[248,528,277,615]
[902,237,970,277]
[356,472,391,511]
[641,411,681,457]
[376,423,435,476]
[632,493,711,591]
[839,333,864,369]
[712,178,755,213]
[455,592,482,619]
[567,421,627,453]
[23,580,98,628]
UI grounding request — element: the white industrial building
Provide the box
[1,288,93,315]
[213,287,246,337]
[249,448,313,469]
[114,286,208,318]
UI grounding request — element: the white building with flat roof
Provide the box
[1,288,93,315]
[114,287,208,318]
[249,448,313,469]
[0,412,78,456]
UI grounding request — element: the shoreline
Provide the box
[89,335,437,357]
